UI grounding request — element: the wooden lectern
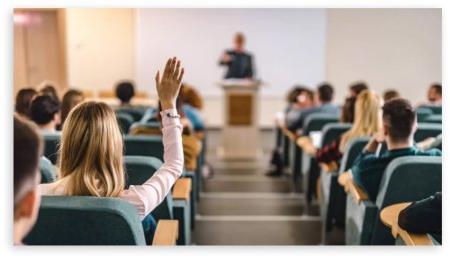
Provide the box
[217,79,262,160]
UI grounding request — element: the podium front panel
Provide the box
[228,94,253,125]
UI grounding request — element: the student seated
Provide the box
[348,81,368,98]
[30,94,61,133]
[398,192,442,243]
[179,85,205,132]
[15,88,38,120]
[39,82,60,102]
[180,83,204,110]
[383,89,400,102]
[285,86,314,130]
[39,57,184,243]
[340,99,441,201]
[14,116,42,245]
[61,89,85,128]
[426,83,442,106]
[288,83,340,132]
[115,80,136,106]
[316,90,382,167]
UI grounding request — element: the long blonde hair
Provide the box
[58,101,125,197]
[339,90,382,152]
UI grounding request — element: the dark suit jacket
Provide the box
[219,50,253,79]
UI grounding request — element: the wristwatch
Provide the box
[164,110,180,119]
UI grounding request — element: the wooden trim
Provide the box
[279,125,297,141]
[320,161,339,173]
[152,220,179,246]
[172,178,192,200]
[56,9,68,91]
[296,136,316,156]
[380,203,433,246]
[348,180,369,204]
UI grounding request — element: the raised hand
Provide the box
[155,57,184,110]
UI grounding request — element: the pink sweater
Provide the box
[39,109,184,220]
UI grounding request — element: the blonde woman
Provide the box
[39,57,185,243]
[316,90,382,165]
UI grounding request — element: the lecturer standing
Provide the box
[219,32,254,79]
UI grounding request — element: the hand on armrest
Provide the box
[152,220,179,246]
[296,136,316,155]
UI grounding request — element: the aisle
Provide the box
[194,130,322,245]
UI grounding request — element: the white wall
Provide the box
[65,9,136,90]
[136,9,326,97]
[327,9,442,105]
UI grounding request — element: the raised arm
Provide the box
[124,57,185,219]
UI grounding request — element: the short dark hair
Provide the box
[15,88,37,117]
[430,83,442,96]
[382,98,416,142]
[349,81,369,96]
[30,95,61,125]
[61,89,84,125]
[318,83,334,103]
[341,96,357,123]
[383,89,400,102]
[14,116,42,209]
[40,85,59,102]
[115,81,135,104]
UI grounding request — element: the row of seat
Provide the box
[277,110,442,245]
[33,126,206,245]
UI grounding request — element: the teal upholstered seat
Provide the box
[423,114,442,124]
[302,123,352,207]
[418,105,441,115]
[116,107,146,122]
[39,156,57,184]
[116,112,134,134]
[345,156,442,245]
[123,135,164,161]
[415,123,442,142]
[320,136,370,243]
[42,132,61,165]
[24,196,147,245]
[416,107,433,123]
[124,156,191,245]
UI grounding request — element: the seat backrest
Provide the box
[116,107,146,122]
[129,121,162,136]
[414,123,442,142]
[338,136,371,173]
[418,105,441,115]
[39,156,56,184]
[320,123,352,147]
[116,112,134,134]
[24,196,146,245]
[416,107,433,122]
[303,113,339,135]
[370,156,442,244]
[124,156,173,220]
[123,135,164,161]
[42,132,61,165]
[423,114,442,124]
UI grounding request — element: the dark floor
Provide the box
[193,129,323,245]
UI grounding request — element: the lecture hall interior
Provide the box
[12,8,442,246]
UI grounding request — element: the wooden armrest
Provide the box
[320,161,338,173]
[280,126,297,141]
[172,178,192,200]
[296,136,316,155]
[380,203,432,246]
[347,180,368,204]
[152,220,179,246]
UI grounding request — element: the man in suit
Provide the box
[219,32,254,79]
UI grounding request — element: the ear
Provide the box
[382,123,389,137]
[54,113,61,124]
[17,189,39,220]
